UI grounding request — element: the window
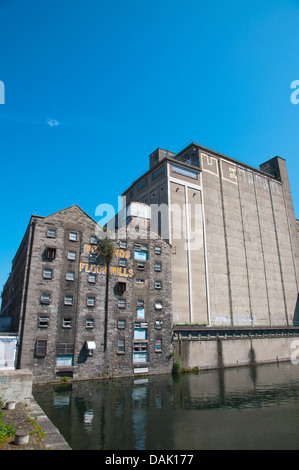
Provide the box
[134,250,148,261]
[47,229,56,238]
[118,319,126,329]
[155,280,162,290]
[136,279,145,285]
[117,282,126,293]
[134,243,148,261]
[88,273,96,283]
[118,299,126,308]
[119,259,126,267]
[120,241,127,249]
[40,293,51,304]
[134,324,147,340]
[155,263,162,272]
[137,178,148,191]
[62,318,72,328]
[57,343,74,355]
[64,295,73,305]
[155,340,162,352]
[137,300,144,308]
[43,269,53,279]
[35,340,47,357]
[118,339,125,353]
[155,320,162,329]
[56,355,74,367]
[38,317,49,328]
[133,344,148,363]
[66,271,75,281]
[69,232,78,241]
[68,251,76,260]
[86,318,94,329]
[90,236,97,244]
[155,246,162,255]
[87,297,95,307]
[137,306,145,319]
[137,262,145,270]
[155,301,163,310]
[45,247,56,260]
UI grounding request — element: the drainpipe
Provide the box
[16,219,36,369]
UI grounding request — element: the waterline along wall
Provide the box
[173,326,299,370]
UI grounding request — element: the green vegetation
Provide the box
[0,397,15,443]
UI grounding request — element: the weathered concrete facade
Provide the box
[0,206,173,383]
[122,143,299,328]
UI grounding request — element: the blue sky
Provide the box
[0,0,299,292]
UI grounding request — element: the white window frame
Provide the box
[69,232,78,241]
[38,317,49,328]
[87,297,95,307]
[85,319,94,329]
[64,295,73,306]
[47,228,56,238]
[67,251,77,260]
[43,269,53,279]
[88,273,96,283]
[66,271,75,281]
[62,318,72,328]
[155,280,162,289]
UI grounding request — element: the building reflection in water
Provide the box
[33,362,299,450]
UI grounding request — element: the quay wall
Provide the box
[174,334,299,370]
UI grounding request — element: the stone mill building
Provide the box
[1,142,299,381]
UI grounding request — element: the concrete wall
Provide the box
[174,335,299,370]
[201,151,299,327]
[0,369,32,405]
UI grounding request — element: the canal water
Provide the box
[33,362,299,450]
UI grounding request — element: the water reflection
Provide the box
[33,362,299,450]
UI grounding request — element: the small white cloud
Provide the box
[47,118,59,127]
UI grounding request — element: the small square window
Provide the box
[155,280,162,289]
[43,269,53,279]
[63,318,72,328]
[155,301,163,310]
[66,271,75,281]
[47,229,56,238]
[155,339,162,352]
[119,259,126,267]
[120,241,127,249]
[86,318,94,329]
[69,232,78,241]
[155,246,162,255]
[64,296,73,305]
[87,297,95,307]
[40,293,51,304]
[68,251,76,260]
[155,263,162,272]
[118,319,126,329]
[88,273,96,283]
[137,262,145,270]
[136,279,145,285]
[118,299,126,308]
[155,320,162,329]
[90,236,97,244]
[118,339,125,353]
[137,300,144,308]
[38,317,49,328]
